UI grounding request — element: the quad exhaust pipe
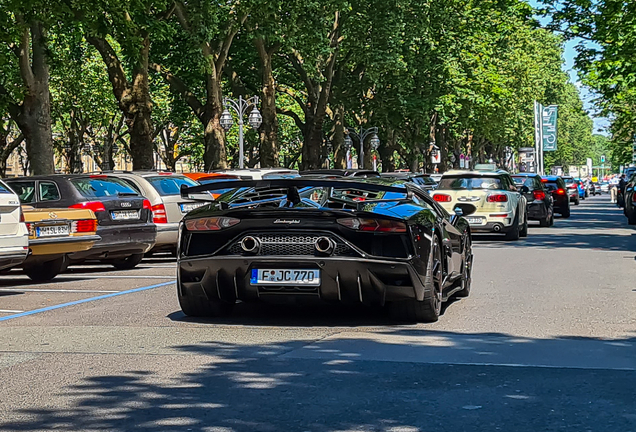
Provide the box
[241,236,261,254]
[315,237,336,255]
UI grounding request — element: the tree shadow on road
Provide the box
[1,329,636,432]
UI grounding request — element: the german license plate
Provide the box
[251,269,321,286]
[36,224,70,237]
[111,210,139,220]
[180,202,205,213]
[466,217,486,225]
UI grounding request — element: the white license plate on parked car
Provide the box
[111,210,139,220]
[466,217,486,225]
[180,202,205,213]
[251,269,321,286]
[36,224,70,237]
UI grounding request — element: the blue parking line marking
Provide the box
[0,280,175,322]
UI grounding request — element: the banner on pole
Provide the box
[542,105,558,151]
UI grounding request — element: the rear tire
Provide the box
[389,236,443,323]
[628,210,636,225]
[505,212,520,241]
[561,207,570,218]
[519,214,528,237]
[178,292,235,318]
[574,197,580,206]
[454,237,473,298]
[24,256,66,282]
[111,253,144,270]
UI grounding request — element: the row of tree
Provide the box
[0,0,605,175]
[546,0,635,171]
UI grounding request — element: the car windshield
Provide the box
[146,176,198,196]
[71,177,139,198]
[438,175,503,190]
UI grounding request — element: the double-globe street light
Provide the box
[344,127,380,170]
[220,95,262,169]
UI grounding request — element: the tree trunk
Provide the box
[9,22,55,175]
[255,39,279,168]
[378,128,397,172]
[0,122,24,177]
[202,104,228,171]
[87,35,154,170]
[127,38,154,170]
[332,104,346,169]
[302,117,325,169]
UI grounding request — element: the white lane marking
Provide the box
[0,310,24,313]
[0,289,120,293]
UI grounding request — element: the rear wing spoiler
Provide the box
[182,178,407,197]
[181,178,413,210]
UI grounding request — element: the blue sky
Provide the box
[528,0,610,134]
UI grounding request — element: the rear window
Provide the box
[71,177,139,198]
[146,176,197,196]
[0,181,13,194]
[563,178,575,185]
[414,176,436,185]
[512,177,535,188]
[543,182,559,192]
[438,176,504,190]
[197,178,236,196]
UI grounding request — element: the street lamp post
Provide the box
[345,127,379,170]
[220,95,262,169]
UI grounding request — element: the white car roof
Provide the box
[443,170,505,176]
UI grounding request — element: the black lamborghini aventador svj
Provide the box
[177,177,474,322]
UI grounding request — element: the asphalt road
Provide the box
[1,194,635,432]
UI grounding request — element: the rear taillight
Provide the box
[533,190,546,201]
[25,222,34,236]
[487,194,508,203]
[337,218,407,233]
[185,217,240,231]
[72,219,98,233]
[567,184,576,189]
[19,207,25,223]
[70,201,106,213]
[143,199,152,210]
[556,188,566,195]
[433,194,452,202]
[151,204,168,224]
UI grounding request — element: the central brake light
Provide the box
[185,217,240,231]
[533,190,546,200]
[487,194,508,203]
[72,219,98,233]
[337,218,407,233]
[433,194,452,202]
[151,203,168,224]
[70,201,106,213]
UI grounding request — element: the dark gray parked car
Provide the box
[7,175,156,269]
